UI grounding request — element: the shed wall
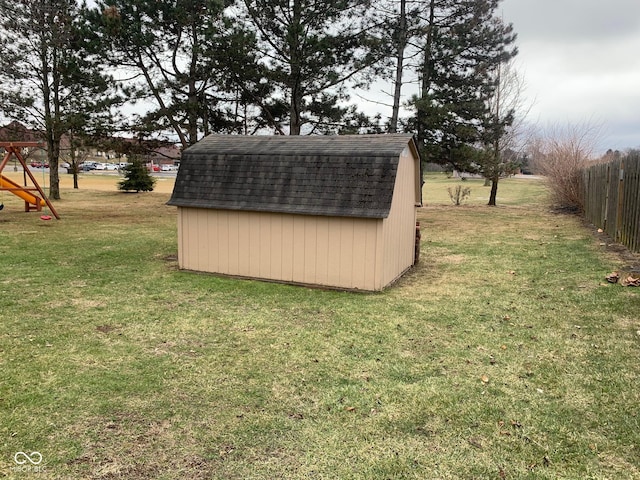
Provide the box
[177,209,384,290]
[380,147,420,286]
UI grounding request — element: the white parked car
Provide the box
[79,161,97,170]
[94,162,107,170]
[105,163,118,170]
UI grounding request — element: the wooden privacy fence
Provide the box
[582,153,640,253]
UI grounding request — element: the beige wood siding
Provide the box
[380,147,419,286]
[177,209,384,290]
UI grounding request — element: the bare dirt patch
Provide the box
[586,221,640,271]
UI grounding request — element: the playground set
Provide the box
[0,141,59,220]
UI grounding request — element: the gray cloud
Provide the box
[501,0,640,151]
[502,0,640,44]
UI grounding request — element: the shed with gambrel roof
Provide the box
[167,134,422,291]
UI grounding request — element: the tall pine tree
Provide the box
[89,0,263,147]
[410,0,517,181]
[240,0,388,135]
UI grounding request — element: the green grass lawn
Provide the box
[423,172,547,207]
[0,175,638,479]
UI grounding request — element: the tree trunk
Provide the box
[187,22,200,145]
[416,0,436,172]
[187,79,199,144]
[488,177,499,206]
[47,139,61,200]
[40,31,60,200]
[389,0,407,133]
[416,0,435,184]
[289,91,302,135]
[50,33,62,201]
[419,0,435,102]
[288,0,303,135]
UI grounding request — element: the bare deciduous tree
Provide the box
[483,59,531,205]
[530,121,603,212]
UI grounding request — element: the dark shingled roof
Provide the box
[167,134,419,219]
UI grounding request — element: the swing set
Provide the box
[0,141,60,220]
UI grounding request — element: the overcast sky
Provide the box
[500,0,640,152]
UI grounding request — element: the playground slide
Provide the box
[0,174,46,207]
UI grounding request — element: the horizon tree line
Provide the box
[0,0,518,203]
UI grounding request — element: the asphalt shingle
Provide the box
[167,134,418,219]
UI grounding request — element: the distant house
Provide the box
[167,134,422,291]
[0,121,42,143]
[0,121,47,162]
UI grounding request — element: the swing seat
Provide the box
[40,215,52,221]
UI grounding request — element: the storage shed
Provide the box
[167,134,422,291]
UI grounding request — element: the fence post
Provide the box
[603,163,610,230]
[616,160,625,243]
